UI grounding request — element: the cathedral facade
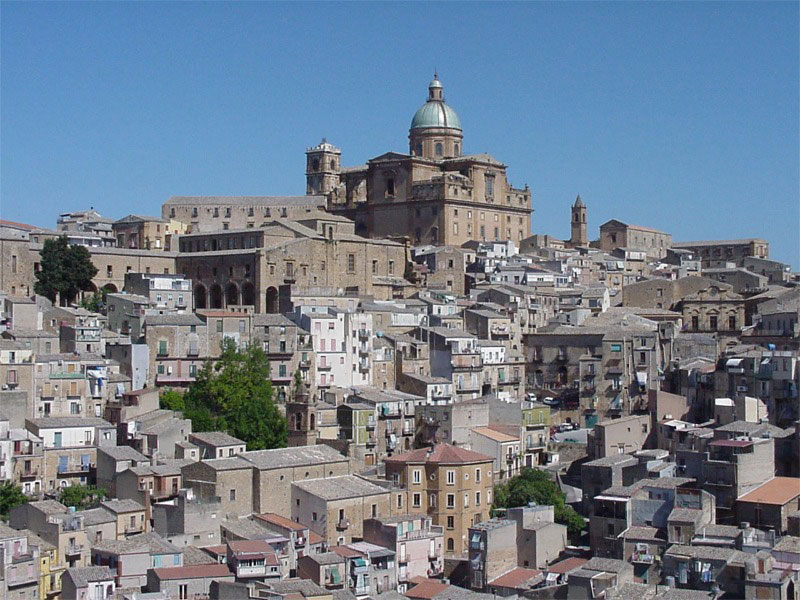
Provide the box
[306,75,533,246]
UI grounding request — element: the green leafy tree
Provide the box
[0,482,28,519]
[159,389,185,412]
[34,236,98,305]
[79,291,104,313]
[492,467,585,537]
[59,484,106,509]
[183,338,288,450]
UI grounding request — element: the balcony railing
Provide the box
[631,551,655,564]
[358,329,369,339]
[65,543,83,556]
[337,518,350,531]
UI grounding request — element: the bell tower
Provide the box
[305,139,341,197]
[286,382,318,447]
[570,195,587,247]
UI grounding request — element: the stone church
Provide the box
[306,75,533,246]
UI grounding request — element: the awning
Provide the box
[470,532,481,543]
[116,383,126,396]
[352,558,367,568]
[330,567,341,584]
[760,357,772,365]
[546,573,559,583]
[610,395,622,410]
[726,358,743,368]
[636,372,647,386]
[86,369,104,379]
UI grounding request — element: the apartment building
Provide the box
[291,475,393,546]
[362,514,445,592]
[384,444,494,556]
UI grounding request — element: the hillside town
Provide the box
[0,75,798,600]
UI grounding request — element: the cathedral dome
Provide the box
[410,75,462,131]
[411,102,462,130]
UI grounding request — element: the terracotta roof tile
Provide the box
[256,513,307,531]
[547,557,588,574]
[489,567,543,588]
[384,443,493,465]
[405,581,451,599]
[738,477,800,506]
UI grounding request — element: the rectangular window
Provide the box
[413,469,421,484]
[447,516,454,529]
[446,470,455,485]
[388,260,394,275]
[347,254,355,273]
[413,493,421,508]
[372,260,378,274]
[446,494,455,509]
[386,178,395,196]
[475,468,481,483]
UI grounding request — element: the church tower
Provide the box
[286,382,318,447]
[305,139,341,197]
[570,195,587,246]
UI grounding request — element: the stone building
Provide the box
[162,195,327,233]
[675,284,745,335]
[311,76,532,246]
[176,215,409,312]
[672,238,769,267]
[384,443,494,557]
[598,219,672,259]
[112,215,187,251]
[569,195,588,247]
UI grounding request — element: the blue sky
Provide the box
[2,2,798,266]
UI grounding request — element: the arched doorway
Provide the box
[209,284,223,309]
[102,283,118,294]
[225,282,239,307]
[557,366,568,387]
[194,284,207,310]
[265,287,279,313]
[241,281,255,307]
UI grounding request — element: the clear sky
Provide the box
[2,2,798,266]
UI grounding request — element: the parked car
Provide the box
[542,396,559,406]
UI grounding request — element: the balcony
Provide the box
[451,354,481,369]
[65,543,83,556]
[402,424,414,436]
[365,418,376,430]
[358,329,369,339]
[358,359,370,372]
[58,462,93,475]
[317,362,332,371]
[631,551,655,564]
[337,517,350,531]
[366,435,377,447]
[125,525,145,535]
[358,345,370,355]
[398,551,410,563]
[490,324,510,336]
[19,468,39,480]
[5,559,38,587]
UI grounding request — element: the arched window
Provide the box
[447,538,454,552]
[415,143,423,156]
[435,143,443,157]
[454,143,459,155]
[312,158,320,171]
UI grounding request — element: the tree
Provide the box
[34,235,98,305]
[79,291,104,313]
[59,484,106,509]
[183,338,288,450]
[160,389,185,412]
[0,482,28,519]
[292,368,303,398]
[492,467,586,537]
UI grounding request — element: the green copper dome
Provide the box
[411,102,462,130]
[410,75,462,131]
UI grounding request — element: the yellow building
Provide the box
[27,531,64,600]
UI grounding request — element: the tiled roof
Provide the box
[489,567,542,588]
[189,431,245,448]
[384,443,493,465]
[292,475,387,501]
[547,557,588,574]
[100,499,146,514]
[240,445,346,470]
[471,427,518,443]
[406,580,451,599]
[255,513,307,531]
[738,477,800,505]
[65,566,116,587]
